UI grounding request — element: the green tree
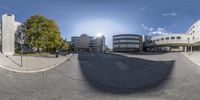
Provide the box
[62,41,70,51]
[23,15,63,52]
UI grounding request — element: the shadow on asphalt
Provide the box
[6,55,21,67]
[78,52,174,94]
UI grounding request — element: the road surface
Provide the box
[0,52,200,100]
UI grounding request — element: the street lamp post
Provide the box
[187,38,189,55]
[19,30,24,67]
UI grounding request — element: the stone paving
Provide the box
[0,53,72,73]
[182,51,200,67]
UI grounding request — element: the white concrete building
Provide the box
[1,14,21,55]
[145,20,200,52]
[187,20,200,46]
[93,35,105,52]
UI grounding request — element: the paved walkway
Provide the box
[0,53,72,73]
[1,53,200,99]
[182,51,200,67]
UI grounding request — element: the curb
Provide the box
[0,54,73,73]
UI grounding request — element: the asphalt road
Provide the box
[0,52,200,100]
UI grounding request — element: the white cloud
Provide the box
[140,7,147,10]
[151,27,168,35]
[141,24,154,31]
[141,24,169,35]
[149,28,154,31]
[162,12,177,16]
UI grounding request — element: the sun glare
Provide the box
[96,32,103,37]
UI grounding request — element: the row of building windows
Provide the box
[113,40,139,43]
[113,36,140,39]
[113,44,139,48]
[188,25,195,34]
[153,36,182,42]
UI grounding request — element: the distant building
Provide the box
[0,14,21,55]
[142,35,152,51]
[113,34,143,52]
[89,36,94,51]
[71,34,106,52]
[93,35,105,52]
[71,34,92,52]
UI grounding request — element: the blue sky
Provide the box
[1,0,200,47]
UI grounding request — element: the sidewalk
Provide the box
[0,53,72,73]
[182,51,200,66]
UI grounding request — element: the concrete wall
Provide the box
[2,14,16,55]
[1,14,21,55]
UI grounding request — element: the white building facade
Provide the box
[93,35,105,52]
[145,20,200,52]
[1,14,21,55]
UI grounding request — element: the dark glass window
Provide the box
[171,37,175,39]
[165,37,169,40]
[176,36,181,39]
[161,38,164,40]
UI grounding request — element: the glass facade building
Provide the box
[113,34,143,52]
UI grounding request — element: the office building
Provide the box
[113,34,143,52]
[93,35,105,52]
[71,34,92,52]
[71,34,106,52]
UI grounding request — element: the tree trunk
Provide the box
[37,48,40,53]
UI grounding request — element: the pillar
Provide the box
[185,46,187,52]
[2,14,15,55]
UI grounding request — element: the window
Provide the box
[161,38,164,40]
[193,36,195,40]
[157,39,159,42]
[171,37,175,39]
[165,37,169,40]
[176,36,181,39]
